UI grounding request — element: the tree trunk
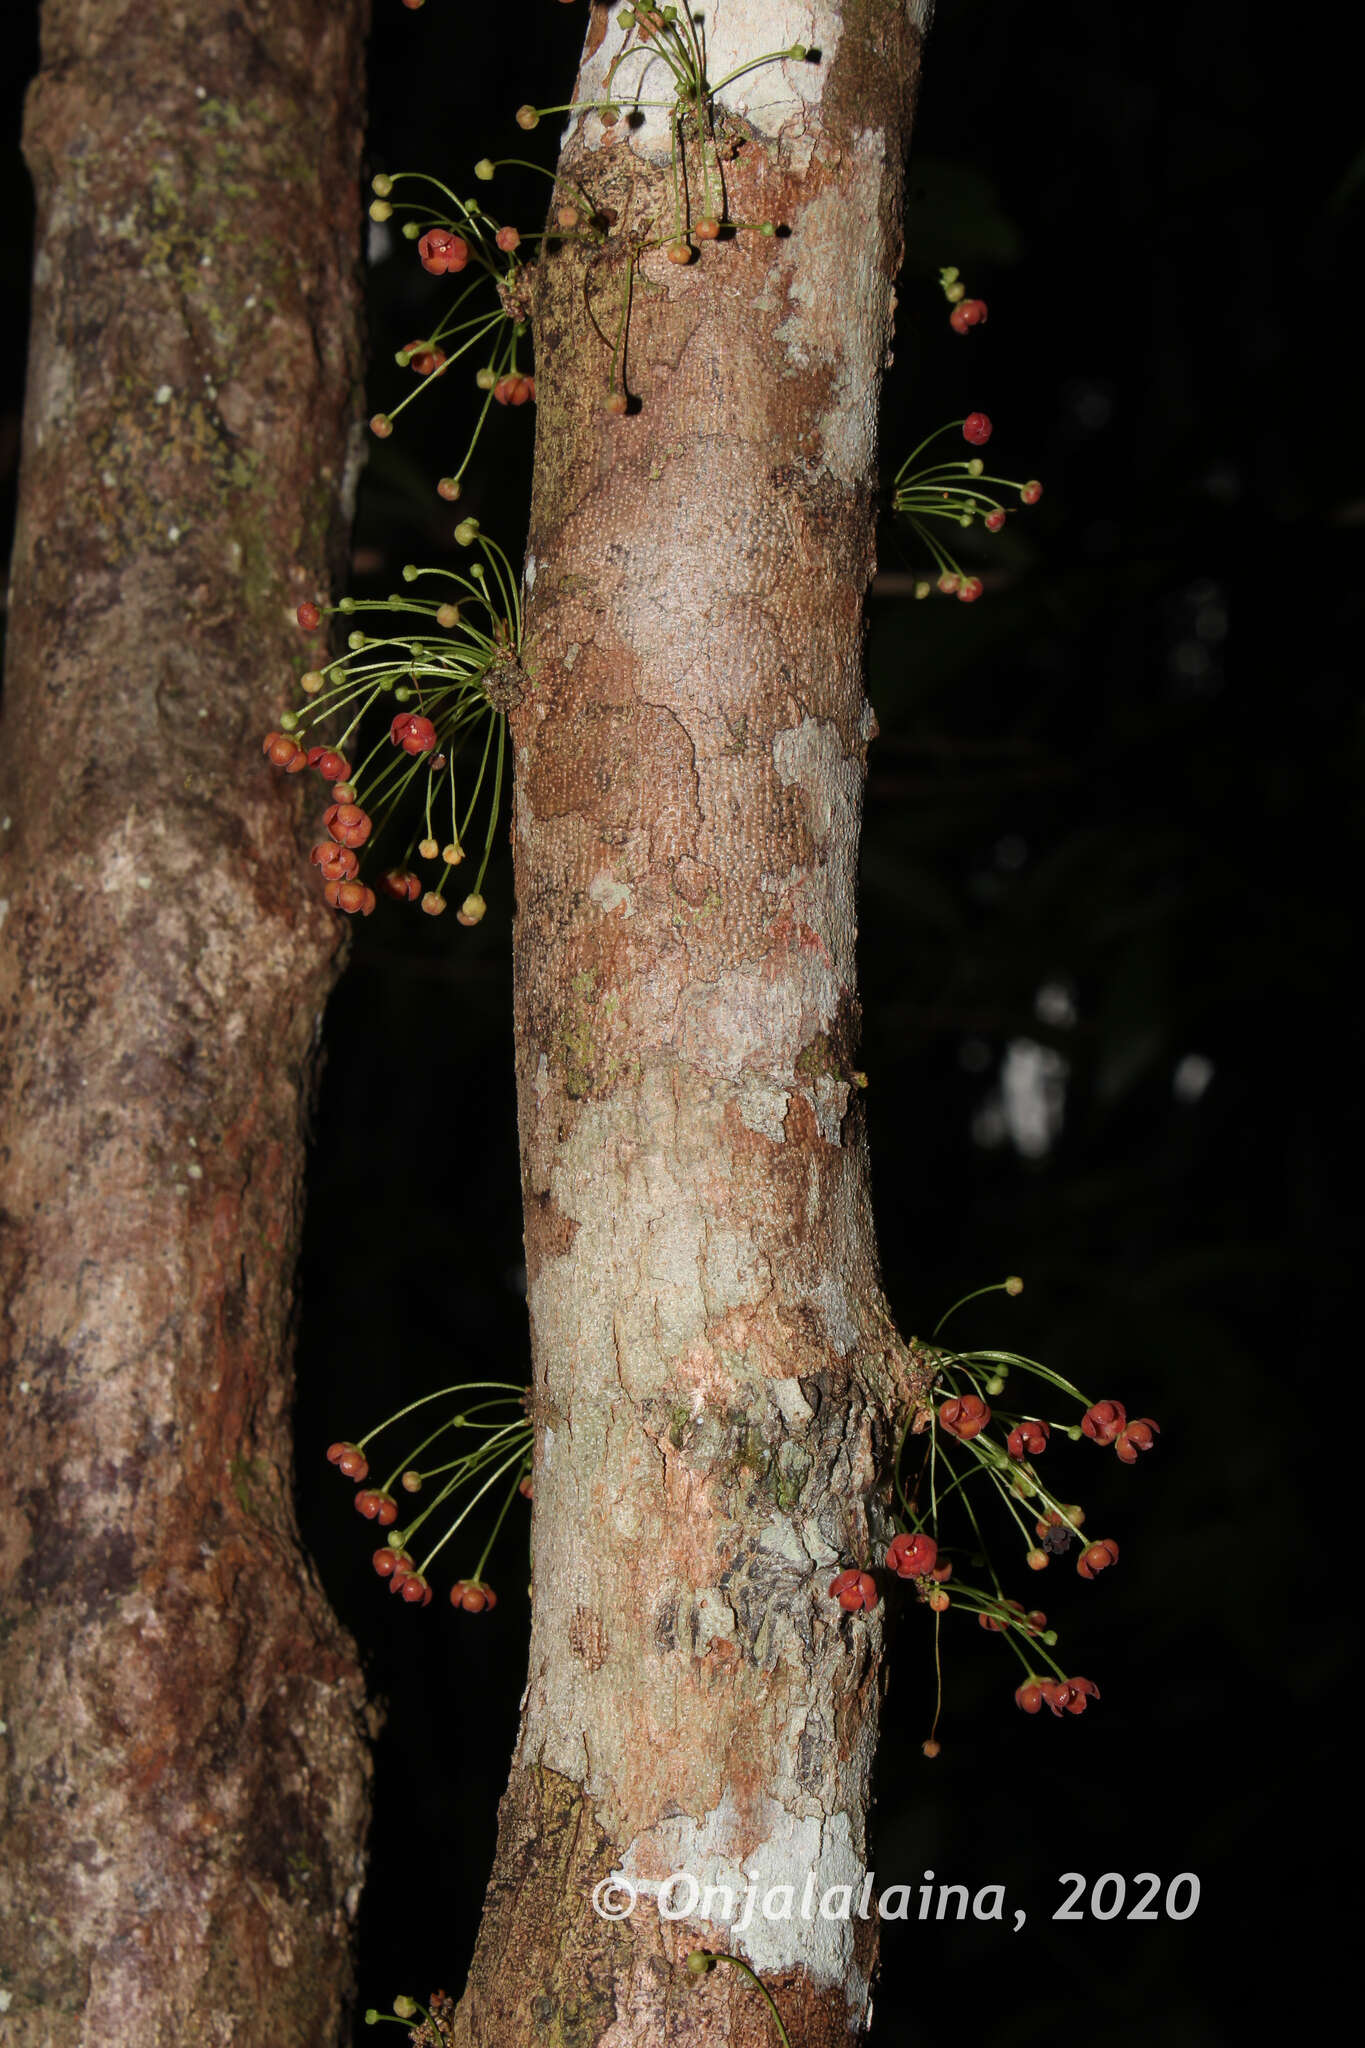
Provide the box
[454,5,931,2041]
[0,3,373,2041]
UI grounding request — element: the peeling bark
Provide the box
[0,2,373,2041]
[453,5,932,2041]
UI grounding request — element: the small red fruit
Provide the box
[984,509,1007,533]
[1020,480,1043,505]
[962,413,993,446]
[957,576,984,602]
[829,1568,878,1612]
[1006,1418,1050,1460]
[938,1392,990,1440]
[1081,1400,1126,1446]
[886,1531,938,1579]
[1077,1537,1120,1581]
[695,217,722,240]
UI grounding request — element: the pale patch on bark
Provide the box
[573,2,842,157]
[613,1795,869,2004]
[774,146,891,484]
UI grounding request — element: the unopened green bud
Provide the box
[371,174,393,198]
[347,630,366,650]
[474,158,496,181]
[402,563,419,582]
[454,519,480,546]
[369,200,392,222]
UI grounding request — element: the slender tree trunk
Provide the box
[0,3,372,2040]
[454,5,931,2040]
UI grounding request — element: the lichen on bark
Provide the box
[0,2,374,2041]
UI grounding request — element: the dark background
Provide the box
[2,2,1356,2041]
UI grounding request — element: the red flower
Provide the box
[1006,1418,1050,1459]
[493,374,534,407]
[323,801,372,848]
[829,1569,878,1612]
[949,297,988,334]
[262,731,306,770]
[985,509,1007,533]
[354,1490,399,1527]
[1040,1675,1099,1717]
[980,1599,1032,1633]
[373,1547,413,1579]
[1014,1679,1045,1714]
[451,1580,498,1613]
[886,1531,938,1578]
[962,412,993,446]
[417,228,469,276]
[306,746,351,782]
[326,1441,368,1481]
[297,601,321,631]
[389,711,438,756]
[310,842,359,883]
[1021,480,1044,506]
[1081,1400,1126,1446]
[1115,1417,1159,1464]
[379,869,422,902]
[404,339,447,376]
[939,1393,990,1440]
[394,1572,433,1607]
[956,576,984,603]
[324,879,377,917]
[1077,1537,1119,1580]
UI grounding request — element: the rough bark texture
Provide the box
[453,6,932,2042]
[0,2,373,2041]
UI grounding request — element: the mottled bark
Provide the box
[0,2,372,2042]
[454,5,932,2042]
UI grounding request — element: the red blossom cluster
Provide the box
[1081,1399,1160,1462]
[1015,1675,1099,1717]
